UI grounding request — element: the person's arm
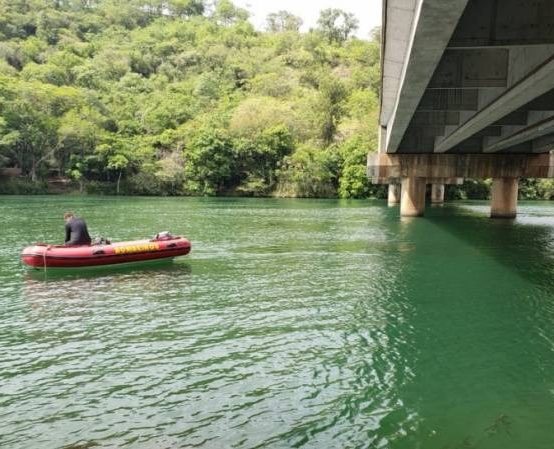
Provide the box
[65,222,71,243]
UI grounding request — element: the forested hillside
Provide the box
[0,0,382,197]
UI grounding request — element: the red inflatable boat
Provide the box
[21,235,191,269]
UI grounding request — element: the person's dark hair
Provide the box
[64,212,75,220]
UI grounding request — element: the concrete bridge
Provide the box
[368,0,554,217]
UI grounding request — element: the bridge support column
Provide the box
[368,154,553,218]
[490,178,519,219]
[388,183,401,206]
[431,183,445,204]
[401,177,426,217]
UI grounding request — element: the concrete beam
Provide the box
[368,153,554,179]
[473,127,502,137]
[380,0,418,127]
[492,111,528,126]
[504,143,534,154]
[532,134,554,153]
[449,0,554,48]
[484,116,554,153]
[446,136,483,153]
[443,128,504,154]
[525,90,554,110]
[428,49,508,89]
[385,0,470,153]
[507,46,554,88]
[418,89,479,111]
[403,125,446,137]
[372,176,463,185]
[411,111,460,126]
[435,56,554,153]
[399,134,437,153]
[378,125,387,153]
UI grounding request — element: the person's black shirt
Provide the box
[65,217,91,245]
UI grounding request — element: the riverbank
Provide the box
[4,177,554,200]
[0,177,389,198]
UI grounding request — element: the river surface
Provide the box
[2,196,554,449]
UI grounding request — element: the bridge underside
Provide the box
[373,0,554,217]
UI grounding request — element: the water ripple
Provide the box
[2,198,554,448]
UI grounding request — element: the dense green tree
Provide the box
[266,11,302,33]
[0,77,81,179]
[369,26,381,43]
[0,0,387,198]
[337,136,372,198]
[317,75,348,145]
[184,128,234,195]
[213,0,249,26]
[234,125,294,195]
[57,107,105,170]
[167,0,206,17]
[95,134,139,193]
[316,8,359,44]
[276,145,338,197]
[1,101,59,181]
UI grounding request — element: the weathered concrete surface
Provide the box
[382,0,470,154]
[431,184,445,204]
[435,57,554,153]
[372,176,464,185]
[380,0,418,129]
[401,177,426,217]
[484,116,554,153]
[368,153,554,180]
[490,178,519,218]
[376,0,554,218]
[378,0,554,155]
[388,183,401,206]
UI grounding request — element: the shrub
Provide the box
[0,179,48,194]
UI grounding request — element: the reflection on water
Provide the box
[23,262,192,305]
[1,196,554,449]
[24,259,191,281]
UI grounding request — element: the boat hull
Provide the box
[21,237,191,269]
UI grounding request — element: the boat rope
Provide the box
[43,246,50,277]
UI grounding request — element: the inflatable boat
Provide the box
[21,235,191,269]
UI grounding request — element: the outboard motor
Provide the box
[152,231,174,241]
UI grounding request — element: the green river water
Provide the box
[1,196,554,449]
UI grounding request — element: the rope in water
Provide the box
[43,246,50,276]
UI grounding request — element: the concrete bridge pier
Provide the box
[375,0,554,220]
[388,183,401,206]
[431,184,445,204]
[400,177,426,217]
[490,178,519,219]
[368,153,554,218]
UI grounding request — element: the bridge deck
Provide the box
[379,0,554,155]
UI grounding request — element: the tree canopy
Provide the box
[266,11,303,33]
[0,0,381,198]
[316,8,359,43]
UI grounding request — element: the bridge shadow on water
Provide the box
[373,202,554,449]
[419,202,554,290]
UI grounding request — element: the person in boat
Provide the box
[64,212,92,246]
